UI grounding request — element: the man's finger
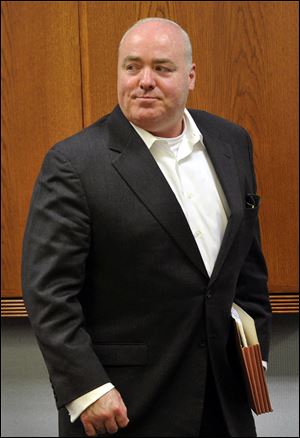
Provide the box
[116,413,130,428]
[104,416,119,434]
[82,420,98,437]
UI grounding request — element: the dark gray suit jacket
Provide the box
[22,105,272,437]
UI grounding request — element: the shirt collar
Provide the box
[130,109,203,151]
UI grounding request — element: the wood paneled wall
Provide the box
[1,1,298,315]
[1,1,83,297]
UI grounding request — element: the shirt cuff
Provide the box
[262,360,268,371]
[66,383,115,423]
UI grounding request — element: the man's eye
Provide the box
[125,64,139,72]
[155,66,172,73]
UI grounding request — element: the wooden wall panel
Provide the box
[1,1,83,297]
[1,1,298,314]
[79,1,141,126]
[81,1,298,297]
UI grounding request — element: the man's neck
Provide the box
[147,118,184,138]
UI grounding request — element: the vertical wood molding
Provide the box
[78,1,92,127]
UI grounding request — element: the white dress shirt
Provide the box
[66,108,265,422]
[132,108,230,277]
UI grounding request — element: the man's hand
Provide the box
[80,388,129,436]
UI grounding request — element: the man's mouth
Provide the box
[134,95,159,100]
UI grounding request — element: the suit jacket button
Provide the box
[199,340,207,348]
[206,289,212,298]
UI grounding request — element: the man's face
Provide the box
[117,22,196,137]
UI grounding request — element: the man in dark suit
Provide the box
[22,18,272,437]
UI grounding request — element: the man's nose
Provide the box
[139,68,156,91]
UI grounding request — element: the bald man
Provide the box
[22,18,271,437]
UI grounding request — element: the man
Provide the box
[22,18,272,437]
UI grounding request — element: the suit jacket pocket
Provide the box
[93,343,148,366]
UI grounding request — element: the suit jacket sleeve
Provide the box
[234,129,272,362]
[22,147,110,409]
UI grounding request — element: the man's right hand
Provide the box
[80,388,129,436]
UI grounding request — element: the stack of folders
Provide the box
[231,303,273,415]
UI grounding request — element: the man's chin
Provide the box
[129,111,164,131]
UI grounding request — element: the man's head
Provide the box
[117,18,196,137]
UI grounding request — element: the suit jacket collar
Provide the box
[107,106,244,284]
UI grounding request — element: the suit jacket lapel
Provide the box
[201,131,244,286]
[107,106,245,284]
[107,106,209,278]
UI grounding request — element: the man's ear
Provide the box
[188,64,196,91]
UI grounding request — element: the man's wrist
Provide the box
[66,383,115,423]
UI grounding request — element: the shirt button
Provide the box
[194,230,202,238]
[187,192,193,199]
